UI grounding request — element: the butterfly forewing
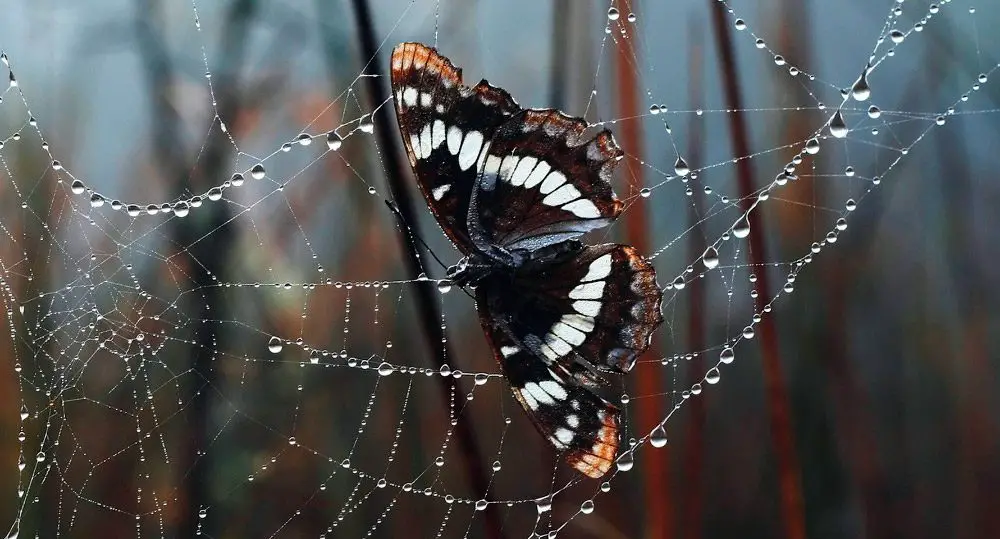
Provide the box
[390,43,521,253]
[469,110,624,253]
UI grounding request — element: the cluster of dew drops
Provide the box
[52,115,378,218]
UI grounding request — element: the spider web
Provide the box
[1,0,996,537]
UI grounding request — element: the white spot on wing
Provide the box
[476,142,491,173]
[520,389,540,411]
[496,155,517,183]
[458,130,483,171]
[431,120,446,150]
[542,183,582,207]
[545,334,573,356]
[554,428,575,444]
[562,199,601,218]
[539,342,559,362]
[538,380,568,400]
[523,382,556,406]
[420,92,432,107]
[418,123,432,159]
[500,345,520,357]
[583,254,613,282]
[409,133,423,158]
[523,160,551,188]
[509,156,537,186]
[483,155,502,176]
[566,414,580,428]
[569,281,606,300]
[431,184,451,201]
[436,104,445,113]
[561,313,595,333]
[447,126,463,155]
[402,87,418,107]
[573,300,602,316]
[550,322,586,346]
[539,171,567,194]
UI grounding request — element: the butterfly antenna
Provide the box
[384,199,450,273]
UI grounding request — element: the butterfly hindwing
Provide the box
[390,43,521,253]
[483,244,662,375]
[477,307,621,479]
[468,110,624,253]
[476,244,662,478]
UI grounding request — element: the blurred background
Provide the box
[1,0,998,538]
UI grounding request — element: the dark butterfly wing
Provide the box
[477,323,620,479]
[390,42,522,253]
[468,109,624,254]
[476,244,663,478]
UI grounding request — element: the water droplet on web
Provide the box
[616,451,634,471]
[327,131,343,151]
[492,460,501,471]
[846,199,857,211]
[851,69,871,101]
[207,187,223,201]
[889,29,904,44]
[250,164,266,180]
[732,215,751,238]
[536,496,553,513]
[475,499,487,511]
[639,187,651,198]
[377,362,393,376]
[268,337,283,354]
[805,137,820,154]
[734,18,746,30]
[627,12,636,23]
[671,276,685,290]
[367,186,377,195]
[829,111,849,138]
[673,157,690,177]
[190,196,203,208]
[437,280,452,294]
[702,246,719,269]
[231,173,244,187]
[743,326,755,339]
[126,204,141,217]
[173,201,190,217]
[755,38,766,49]
[650,424,668,447]
[296,133,312,146]
[52,160,62,170]
[35,451,45,462]
[720,347,735,364]
[705,367,721,384]
[9,71,17,87]
[359,117,374,133]
[607,7,620,21]
[935,115,946,126]
[70,180,85,195]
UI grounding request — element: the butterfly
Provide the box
[389,43,663,478]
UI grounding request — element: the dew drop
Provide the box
[702,246,719,269]
[173,201,190,217]
[650,425,668,448]
[673,157,690,177]
[230,173,245,187]
[327,131,343,151]
[829,111,849,138]
[536,495,553,513]
[851,69,871,101]
[437,279,453,294]
[580,499,595,514]
[475,499,487,511]
[250,164,266,180]
[720,347,735,364]
[705,367,721,384]
[377,362,393,376]
[268,337,283,354]
[889,29,905,44]
[607,7,620,21]
[70,180,85,195]
[616,451,634,471]
[732,215,751,239]
[734,18,746,30]
[296,133,312,146]
[474,373,488,385]
[639,187,651,198]
[207,187,223,201]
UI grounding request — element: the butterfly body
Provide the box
[390,43,663,478]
